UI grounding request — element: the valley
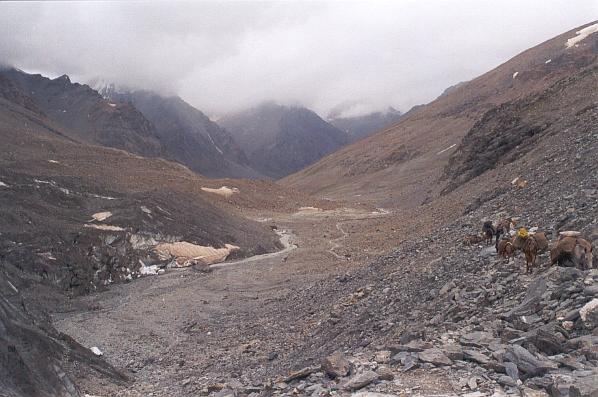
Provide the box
[0,12,597,397]
[52,207,400,396]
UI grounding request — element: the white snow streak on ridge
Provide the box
[206,132,224,154]
[437,143,456,155]
[0,181,8,187]
[566,23,598,48]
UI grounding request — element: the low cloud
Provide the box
[0,1,595,116]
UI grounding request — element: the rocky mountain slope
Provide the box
[272,91,598,395]
[0,68,164,157]
[282,21,598,208]
[329,107,403,143]
[100,89,261,179]
[220,103,349,179]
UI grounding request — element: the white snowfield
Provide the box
[566,23,598,48]
[201,186,239,198]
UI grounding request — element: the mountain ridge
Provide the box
[220,102,349,179]
[99,88,263,179]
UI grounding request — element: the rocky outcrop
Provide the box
[0,268,127,397]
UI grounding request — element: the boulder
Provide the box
[579,298,598,329]
[284,367,314,382]
[442,344,464,361]
[504,361,519,381]
[463,349,490,365]
[498,375,517,387]
[418,348,452,366]
[460,331,497,347]
[373,350,391,364]
[504,278,547,319]
[569,371,598,397]
[375,366,394,381]
[321,352,351,379]
[520,386,550,397]
[504,345,557,377]
[524,325,564,355]
[343,370,379,390]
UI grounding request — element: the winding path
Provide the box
[327,208,391,259]
[212,229,297,269]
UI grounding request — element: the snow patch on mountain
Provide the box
[566,23,598,48]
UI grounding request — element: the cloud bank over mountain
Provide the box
[1,1,595,116]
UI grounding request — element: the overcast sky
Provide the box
[0,1,596,118]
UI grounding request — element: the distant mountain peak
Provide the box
[328,107,403,143]
[220,103,348,179]
[55,74,71,83]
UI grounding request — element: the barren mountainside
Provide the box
[282,21,598,208]
[0,68,164,157]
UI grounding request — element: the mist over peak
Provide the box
[0,1,595,116]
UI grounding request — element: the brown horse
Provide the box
[550,236,593,270]
[497,238,515,262]
[523,237,539,274]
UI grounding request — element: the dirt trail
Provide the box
[212,229,297,269]
[327,208,391,259]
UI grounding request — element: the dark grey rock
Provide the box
[376,366,394,381]
[460,331,497,347]
[321,352,351,379]
[525,325,564,355]
[463,349,490,365]
[498,375,517,387]
[505,362,519,381]
[504,345,557,377]
[442,344,464,361]
[504,278,548,319]
[569,371,598,397]
[402,354,419,372]
[583,285,598,297]
[342,370,379,390]
[418,348,453,366]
